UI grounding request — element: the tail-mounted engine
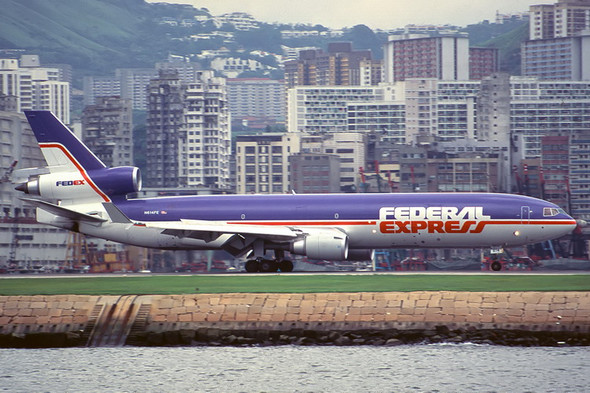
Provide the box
[16,166,141,201]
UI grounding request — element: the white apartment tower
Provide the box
[227,78,286,124]
[287,86,383,133]
[146,70,231,190]
[184,72,231,189]
[0,55,70,123]
[530,0,590,40]
[524,0,590,80]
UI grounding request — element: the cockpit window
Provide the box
[543,207,560,217]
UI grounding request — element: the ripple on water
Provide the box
[0,345,589,393]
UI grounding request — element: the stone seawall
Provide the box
[1,292,590,347]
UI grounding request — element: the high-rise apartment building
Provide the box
[82,96,133,167]
[235,133,300,194]
[84,61,201,110]
[288,81,480,144]
[146,70,230,190]
[0,55,70,123]
[530,0,590,40]
[346,102,406,144]
[530,4,557,40]
[523,0,590,80]
[83,75,121,107]
[116,68,159,110]
[0,107,68,267]
[284,42,377,88]
[384,35,470,82]
[185,73,231,189]
[146,71,184,188]
[359,59,384,87]
[287,86,383,133]
[510,78,590,158]
[540,135,569,208]
[155,60,202,83]
[226,78,286,124]
[404,79,480,142]
[299,132,367,190]
[477,73,511,145]
[383,35,498,82]
[469,47,500,80]
[288,76,590,159]
[427,152,501,193]
[521,33,590,80]
[569,130,590,220]
[84,68,157,110]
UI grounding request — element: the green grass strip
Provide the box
[1,274,589,296]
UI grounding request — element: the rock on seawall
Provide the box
[1,292,590,347]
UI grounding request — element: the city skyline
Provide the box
[148,0,555,29]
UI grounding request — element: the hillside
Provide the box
[0,0,143,69]
[0,0,206,79]
[0,0,529,84]
[481,22,529,75]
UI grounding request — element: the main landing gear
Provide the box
[244,249,294,273]
[244,258,294,273]
[490,256,502,272]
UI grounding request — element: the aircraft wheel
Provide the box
[259,259,278,273]
[245,260,260,273]
[278,259,294,272]
[491,260,502,271]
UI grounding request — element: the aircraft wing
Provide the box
[144,219,301,241]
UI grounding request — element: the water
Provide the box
[1,345,589,393]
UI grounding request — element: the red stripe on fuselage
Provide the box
[40,143,110,202]
[227,220,376,226]
[226,219,575,228]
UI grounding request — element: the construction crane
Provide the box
[0,160,17,184]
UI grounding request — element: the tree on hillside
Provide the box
[342,25,385,59]
[234,24,283,53]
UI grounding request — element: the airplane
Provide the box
[15,111,578,273]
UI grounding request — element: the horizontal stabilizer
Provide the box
[11,167,50,184]
[20,197,106,223]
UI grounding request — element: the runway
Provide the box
[2,269,590,279]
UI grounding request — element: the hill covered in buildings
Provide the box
[0,0,529,86]
[0,0,209,78]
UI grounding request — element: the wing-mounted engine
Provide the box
[16,166,141,201]
[290,228,349,260]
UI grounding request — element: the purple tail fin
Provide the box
[24,111,106,171]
